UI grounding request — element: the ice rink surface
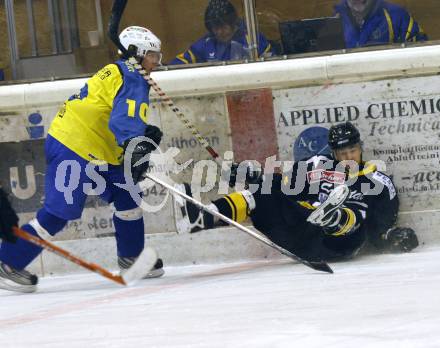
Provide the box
[0,246,439,348]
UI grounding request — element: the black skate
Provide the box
[173,183,213,233]
[118,256,164,279]
[0,261,38,293]
[307,185,350,227]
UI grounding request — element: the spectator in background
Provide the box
[169,0,272,65]
[335,0,427,48]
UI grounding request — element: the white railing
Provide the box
[1,45,440,109]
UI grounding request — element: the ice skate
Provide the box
[307,185,350,227]
[119,255,164,279]
[0,261,38,293]
[173,183,213,233]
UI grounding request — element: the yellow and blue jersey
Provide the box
[335,0,427,49]
[170,21,272,64]
[48,59,151,165]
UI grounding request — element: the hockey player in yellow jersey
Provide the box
[49,27,161,166]
[0,26,164,293]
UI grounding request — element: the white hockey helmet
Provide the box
[119,26,161,58]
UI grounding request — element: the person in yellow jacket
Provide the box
[0,26,164,293]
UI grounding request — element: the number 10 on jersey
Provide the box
[126,99,149,123]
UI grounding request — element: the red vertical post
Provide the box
[226,88,278,166]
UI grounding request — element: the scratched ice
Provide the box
[0,246,439,348]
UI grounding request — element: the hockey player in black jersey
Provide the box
[176,122,418,261]
[0,188,18,243]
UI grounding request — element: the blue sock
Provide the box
[0,208,67,270]
[113,215,145,258]
[0,224,43,270]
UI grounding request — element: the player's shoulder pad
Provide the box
[96,63,122,78]
[114,60,148,94]
[305,154,333,168]
[349,162,377,178]
[115,59,141,78]
[92,63,123,96]
[372,171,397,200]
[92,63,123,87]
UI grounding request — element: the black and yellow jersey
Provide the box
[281,154,399,250]
[49,59,151,165]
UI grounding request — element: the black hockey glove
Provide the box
[123,125,163,184]
[384,227,419,253]
[228,161,262,188]
[0,188,18,243]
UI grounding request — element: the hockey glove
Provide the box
[384,227,419,253]
[228,161,262,188]
[0,188,18,243]
[124,125,163,184]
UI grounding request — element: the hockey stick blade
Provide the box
[276,245,333,273]
[304,260,333,274]
[13,227,126,286]
[121,247,158,285]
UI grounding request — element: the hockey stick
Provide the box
[13,227,158,286]
[140,174,334,274]
[108,1,328,271]
[128,58,221,161]
[108,0,221,162]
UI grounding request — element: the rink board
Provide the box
[0,45,439,274]
[274,76,440,213]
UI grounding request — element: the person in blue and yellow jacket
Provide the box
[0,26,165,293]
[170,0,272,65]
[335,0,427,48]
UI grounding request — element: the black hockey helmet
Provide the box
[328,122,361,150]
[205,0,238,32]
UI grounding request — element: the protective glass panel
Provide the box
[1,0,440,81]
[256,0,438,58]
